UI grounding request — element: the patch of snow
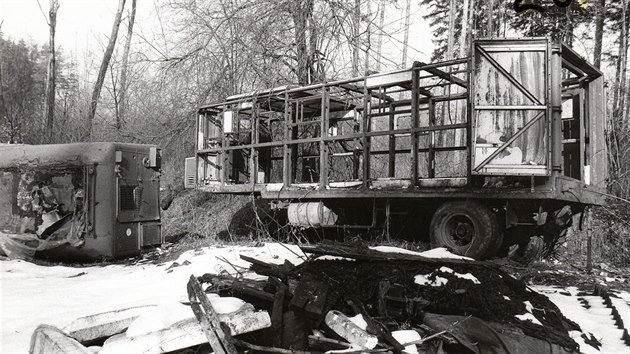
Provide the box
[502,295,511,301]
[437,266,480,284]
[369,246,425,255]
[391,329,421,354]
[368,246,473,260]
[523,301,535,313]
[0,242,304,353]
[515,313,542,326]
[531,285,630,354]
[316,255,356,261]
[414,274,448,287]
[419,247,474,260]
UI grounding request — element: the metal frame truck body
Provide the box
[189,38,607,259]
[0,143,163,260]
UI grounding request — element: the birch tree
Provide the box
[43,0,59,142]
[117,0,136,130]
[87,0,126,137]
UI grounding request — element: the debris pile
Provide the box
[30,243,587,353]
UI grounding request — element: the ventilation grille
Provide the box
[184,157,196,189]
[119,185,136,211]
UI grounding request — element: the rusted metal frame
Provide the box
[340,83,395,102]
[372,146,467,155]
[415,62,468,89]
[475,105,546,110]
[370,109,413,118]
[388,102,396,178]
[262,188,561,201]
[282,93,291,187]
[198,123,470,154]
[574,92,586,182]
[362,84,371,187]
[221,107,228,185]
[320,88,329,189]
[250,103,259,186]
[287,120,322,127]
[550,43,562,182]
[411,68,420,183]
[475,45,542,105]
[428,98,435,178]
[473,110,546,172]
[466,44,473,185]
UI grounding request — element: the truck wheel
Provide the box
[430,200,502,259]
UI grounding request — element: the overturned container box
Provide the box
[0,143,163,260]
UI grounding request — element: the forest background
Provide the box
[1,0,629,264]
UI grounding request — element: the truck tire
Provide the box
[430,200,502,259]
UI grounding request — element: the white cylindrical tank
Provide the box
[287,202,338,227]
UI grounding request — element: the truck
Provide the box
[188,38,608,260]
[0,143,163,260]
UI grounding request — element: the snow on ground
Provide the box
[0,243,304,354]
[2,243,628,354]
[533,285,630,354]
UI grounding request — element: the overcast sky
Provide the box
[1,0,434,69]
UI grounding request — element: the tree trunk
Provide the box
[593,0,605,69]
[291,0,313,85]
[352,0,361,76]
[376,0,385,72]
[118,0,136,130]
[87,0,126,138]
[364,0,371,74]
[486,0,495,37]
[44,0,59,142]
[612,0,629,125]
[401,0,410,67]
[458,0,470,58]
[445,0,456,61]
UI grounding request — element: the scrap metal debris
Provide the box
[28,242,617,354]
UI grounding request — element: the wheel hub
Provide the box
[446,216,475,246]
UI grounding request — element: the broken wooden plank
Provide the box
[30,324,92,354]
[232,280,275,302]
[269,277,287,347]
[187,275,238,354]
[239,255,295,279]
[62,305,155,343]
[99,310,271,354]
[299,243,490,267]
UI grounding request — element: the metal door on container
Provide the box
[470,39,551,176]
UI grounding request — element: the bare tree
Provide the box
[87,0,126,137]
[593,0,605,69]
[43,0,60,142]
[117,0,136,130]
[401,0,410,68]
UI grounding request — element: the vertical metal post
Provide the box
[250,103,258,187]
[388,102,396,178]
[320,88,329,189]
[550,43,563,185]
[428,98,436,178]
[362,84,371,187]
[283,93,291,187]
[411,68,420,183]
